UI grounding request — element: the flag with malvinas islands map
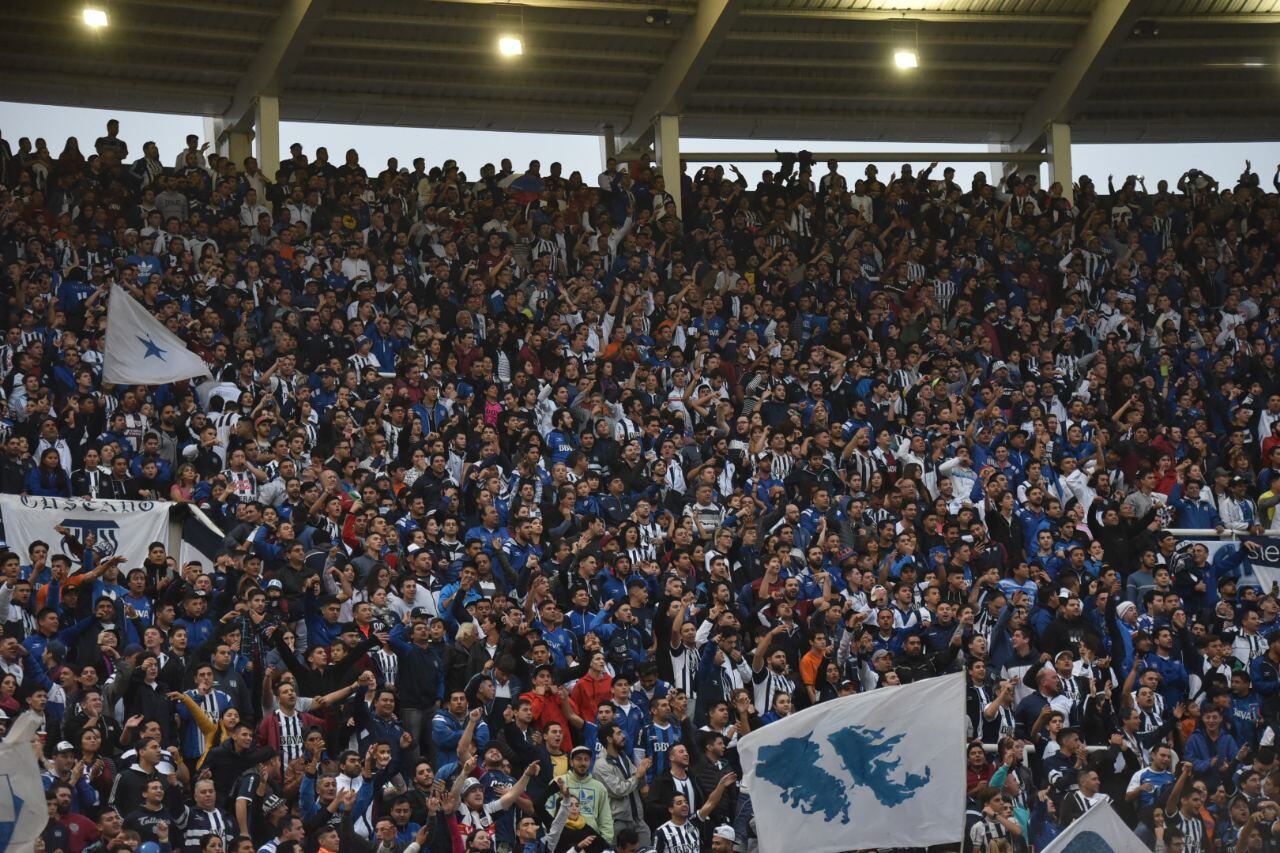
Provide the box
[738,672,966,852]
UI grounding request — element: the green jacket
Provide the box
[555,771,615,844]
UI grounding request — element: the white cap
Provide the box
[714,826,736,842]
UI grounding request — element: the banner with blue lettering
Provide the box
[0,494,170,571]
[1169,534,1280,592]
[1240,535,1280,590]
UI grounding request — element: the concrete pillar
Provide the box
[203,116,221,154]
[600,124,617,173]
[985,142,1009,187]
[1047,121,1073,203]
[654,114,682,213]
[225,130,253,168]
[254,94,281,179]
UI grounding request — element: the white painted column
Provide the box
[226,131,253,169]
[985,142,1010,187]
[1047,121,1073,203]
[203,116,222,155]
[655,113,682,212]
[600,123,617,170]
[254,94,281,179]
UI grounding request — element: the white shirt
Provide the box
[239,202,270,228]
[341,256,372,282]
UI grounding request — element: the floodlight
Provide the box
[498,35,523,57]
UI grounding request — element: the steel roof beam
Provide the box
[427,0,696,12]
[424,0,1085,24]
[0,33,250,61]
[308,35,662,65]
[726,30,1075,48]
[0,72,234,117]
[614,0,744,156]
[694,89,1035,107]
[222,0,332,132]
[111,0,275,16]
[1126,35,1280,48]
[0,49,242,81]
[292,76,630,100]
[1010,0,1148,150]
[1152,13,1280,23]
[742,8,1086,24]
[711,56,1055,74]
[324,11,678,40]
[5,14,260,43]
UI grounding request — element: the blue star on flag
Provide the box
[137,335,167,360]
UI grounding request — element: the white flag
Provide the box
[1254,564,1280,592]
[0,711,53,851]
[1040,801,1148,853]
[0,494,171,572]
[738,672,965,853]
[102,284,211,385]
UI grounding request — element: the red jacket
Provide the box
[520,689,573,748]
[256,708,324,757]
[570,671,613,719]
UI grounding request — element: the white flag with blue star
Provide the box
[737,672,966,852]
[102,284,211,385]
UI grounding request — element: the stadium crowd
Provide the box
[1,123,1280,853]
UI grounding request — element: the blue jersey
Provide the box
[537,624,576,669]
[547,430,576,465]
[123,593,153,624]
[1129,767,1175,810]
[482,768,518,846]
[580,721,606,768]
[1230,694,1263,745]
[613,701,646,750]
[641,721,681,783]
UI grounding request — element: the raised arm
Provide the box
[498,761,539,810]
[696,772,738,820]
[670,598,688,648]
[449,755,478,802]
[1165,761,1191,815]
[753,625,781,672]
[457,707,483,761]
[168,691,218,739]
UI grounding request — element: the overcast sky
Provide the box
[6,100,1280,190]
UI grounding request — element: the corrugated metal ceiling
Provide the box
[1,0,1278,144]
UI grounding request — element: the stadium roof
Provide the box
[5,0,1280,153]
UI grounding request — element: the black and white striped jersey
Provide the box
[751,666,794,715]
[181,806,233,851]
[654,815,704,853]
